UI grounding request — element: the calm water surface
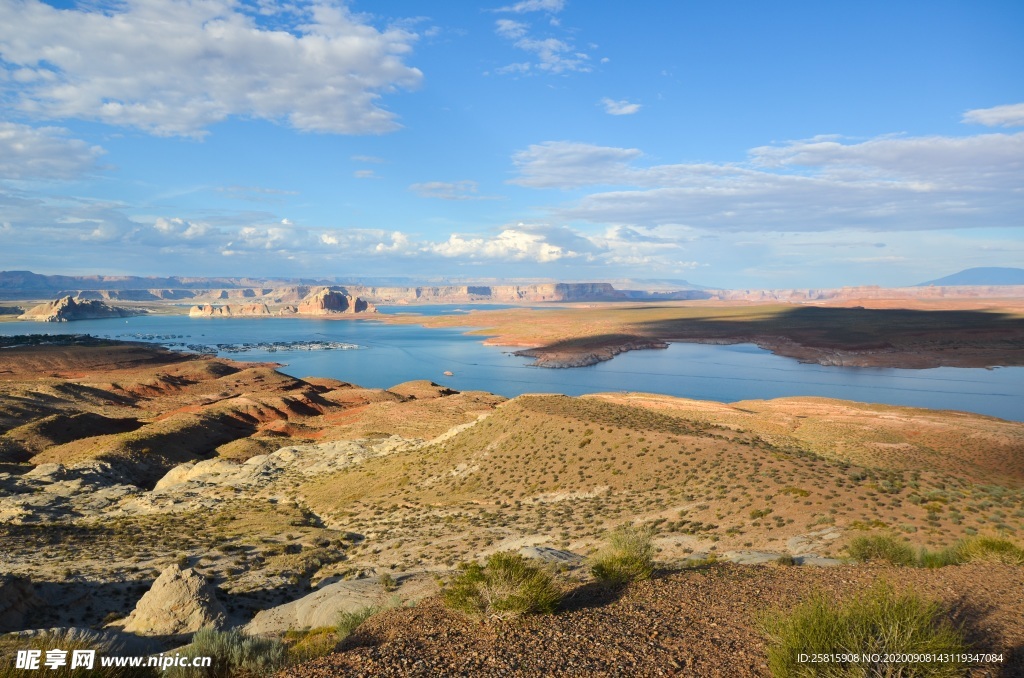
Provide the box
[3,312,1022,422]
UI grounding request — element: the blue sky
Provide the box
[0,0,1022,288]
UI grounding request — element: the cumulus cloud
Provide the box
[429,228,576,262]
[0,0,423,137]
[511,133,1024,231]
[962,103,1024,128]
[0,123,104,180]
[601,98,641,115]
[409,180,500,200]
[152,217,212,240]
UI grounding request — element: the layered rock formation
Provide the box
[121,564,226,636]
[296,287,376,315]
[187,289,377,317]
[188,303,273,317]
[17,296,139,322]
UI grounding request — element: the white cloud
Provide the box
[354,169,378,179]
[512,37,589,73]
[0,0,423,137]
[511,141,643,188]
[494,0,565,13]
[495,19,528,39]
[374,231,414,254]
[351,154,387,164]
[962,103,1024,128]
[409,180,500,200]
[429,228,576,262]
[511,133,1024,231]
[491,2,589,75]
[0,123,104,180]
[152,217,212,240]
[601,98,641,115]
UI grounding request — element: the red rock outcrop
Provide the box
[296,288,377,315]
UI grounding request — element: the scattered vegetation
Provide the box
[279,604,381,665]
[847,535,917,566]
[165,628,287,678]
[849,534,1024,568]
[589,524,655,586]
[761,583,967,678]
[443,552,561,619]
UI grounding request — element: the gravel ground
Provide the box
[280,563,1024,677]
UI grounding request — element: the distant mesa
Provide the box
[188,287,377,318]
[296,287,377,315]
[917,267,1024,286]
[17,296,140,322]
[188,303,273,318]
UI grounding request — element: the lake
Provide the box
[3,311,1022,422]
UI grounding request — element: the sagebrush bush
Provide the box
[954,536,1024,565]
[590,524,655,586]
[847,534,916,566]
[443,552,561,619]
[283,627,338,666]
[336,605,379,638]
[165,627,287,678]
[761,583,967,678]
[851,534,1024,569]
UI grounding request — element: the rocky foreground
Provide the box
[283,563,1024,677]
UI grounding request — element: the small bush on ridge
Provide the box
[443,551,561,619]
[590,524,655,586]
[847,534,917,566]
[165,627,286,678]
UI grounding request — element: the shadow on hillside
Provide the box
[632,306,1024,350]
[557,581,628,612]
[947,593,1024,677]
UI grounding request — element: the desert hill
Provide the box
[0,339,1022,672]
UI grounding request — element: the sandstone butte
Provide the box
[189,287,377,317]
[17,296,138,322]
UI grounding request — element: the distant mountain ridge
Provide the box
[918,267,1024,286]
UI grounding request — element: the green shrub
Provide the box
[916,546,960,569]
[954,536,1024,565]
[336,605,379,638]
[165,627,286,678]
[590,524,655,586]
[859,535,1024,569]
[283,627,339,665]
[761,583,968,678]
[847,534,916,566]
[443,552,561,619]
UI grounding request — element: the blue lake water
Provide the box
[3,312,1022,422]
